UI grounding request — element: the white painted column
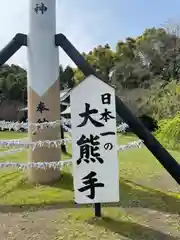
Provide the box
[27,0,61,184]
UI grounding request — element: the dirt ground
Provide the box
[0,176,179,240]
[0,206,179,240]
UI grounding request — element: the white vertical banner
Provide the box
[71,75,119,204]
[28,0,59,96]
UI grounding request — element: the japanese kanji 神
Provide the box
[78,171,104,199]
[77,103,104,127]
[34,3,48,14]
[76,134,104,165]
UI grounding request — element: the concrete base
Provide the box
[27,167,60,184]
[27,146,61,184]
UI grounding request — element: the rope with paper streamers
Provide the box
[0,138,72,150]
[0,119,144,170]
[0,160,72,171]
[0,118,128,133]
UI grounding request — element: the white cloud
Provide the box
[0,0,102,69]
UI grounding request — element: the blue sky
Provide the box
[1,0,180,68]
[61,0,180,48]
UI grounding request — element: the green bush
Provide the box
[141,80,180,121]
[156,114,180,149]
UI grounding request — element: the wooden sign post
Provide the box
[71,75,119,216]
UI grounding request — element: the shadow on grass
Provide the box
[0,173,179,215]
[0,172,24,198]
[51,171,74,191]
[88,216,179,240]
[0,172,21,186]
[0,171,74,200]
[119,178,180,215]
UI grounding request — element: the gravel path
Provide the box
[0,205,179,240]
[0,172,179,239]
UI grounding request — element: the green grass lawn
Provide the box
[0,131,179,205]
[0,131,179,239]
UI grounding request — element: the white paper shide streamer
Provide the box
[0,140,144,169]
[0,138,72,150]
[0,120,61,131]
[0,148,25,157]
[0,119,144,170]
[0,119,129,133]
[0,160,72,171]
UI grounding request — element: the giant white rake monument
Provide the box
[27,0,60,183]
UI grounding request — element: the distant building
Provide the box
[60,88,71,119]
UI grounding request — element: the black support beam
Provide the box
[55,33,180,185]
[0,33,27,66]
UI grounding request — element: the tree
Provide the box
[59,65,75,89]
[0,64,27,102]
[82,44,116,82]
[73,68,85,83]
[113,36,152,89]
[141,80,180,120]
[136,26,180,80]
[162,22,180,80]
[116,37,136,61]
[1,25,180,121]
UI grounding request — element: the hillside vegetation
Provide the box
[1,26,180,147]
